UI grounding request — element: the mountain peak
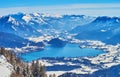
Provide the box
[22,14,32,23]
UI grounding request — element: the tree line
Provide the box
[0,47,56,77]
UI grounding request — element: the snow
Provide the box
[22,14,32,22]
[11,25,17,31]
[37,29,42,32]
[29,35,53,43]
[116,19,119,23]
[84,42,120,69]
[33,13,40,17]
[38,18,48,24]
[27,15,48,24]
[8,16,15,22]
[47,71,66,77]
[13,45,44,53]
[8,16,19,25]
[46,63,98,76]
[101,29,106,32]
[66,62,76,66]
[70,66,98,74]
[0,55,13,77]
[66,35,72,39]
[54,62,66,65]
[39,60,53,66]
[103,63,120,68]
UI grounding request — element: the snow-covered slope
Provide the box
[0,32,44,48]
[0,55,13,77]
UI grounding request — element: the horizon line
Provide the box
[0,3,120,17]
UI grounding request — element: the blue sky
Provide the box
[0,0,120,16]
[0,3,120,16]
[0,0,120,8]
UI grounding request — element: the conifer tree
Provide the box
[49,74,52,77]
[23,69,27,77]
[40,65,46,77]
[53,74,56,77]
[0,47,5,55]
[16,66,20,74]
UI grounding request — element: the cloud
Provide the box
[0,3,120,16]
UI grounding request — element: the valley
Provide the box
[0,13,120,77]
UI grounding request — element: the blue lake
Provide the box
[20,44,104,62]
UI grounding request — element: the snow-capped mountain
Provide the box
[71,16,120,45]
[1,13,120,77]
[0,13,41,38]
[0,13,95,38]
[0,13,120,47]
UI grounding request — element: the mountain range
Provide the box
[0,13,120,48]
[71,16,120,45]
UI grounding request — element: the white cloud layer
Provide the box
[0,3,120,16]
